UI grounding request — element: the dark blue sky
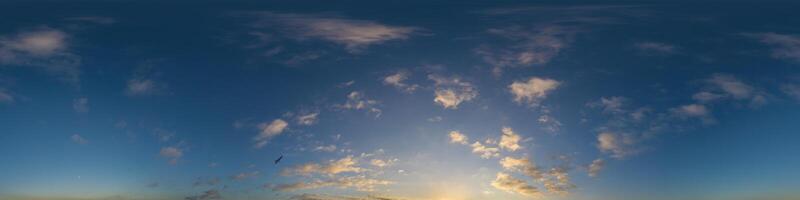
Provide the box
[1,1,800,200]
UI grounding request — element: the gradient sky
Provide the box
[2,1,800,200]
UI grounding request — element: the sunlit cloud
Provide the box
[283,155,363,176]
[383,71,419,93]
[429,75,478,109]
[253,119,288,148]
[499,127,522,152]
[336,91,382,117]
[448,131,469,145]
[509,77,560,106]
[159,146,184,165]
[588,158,605,177]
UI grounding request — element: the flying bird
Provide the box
[274,154,283,165]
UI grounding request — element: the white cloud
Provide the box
[250,12,418,53]
[71,134,88,145]
[491,172,542,197]
[745,32,800,63]
[588,96,627,114]
[448,131,469,145]
[692,91,724,103]
[370,158,396,168]
[708,74,754,100]
[159,146,184,165]
[588,159,605,177]
[471,141,500,159]
[253,119,288,148]
[0,27,80,83]
[634,42,676,54]
[383,71,419,93]
[509,77,560,106]
[499,127,522,152]
[72,97,88,113]
[283,155,362,176]
[336,91,382,117]
[429,75,478,109]
[297,112,319,125]
[671,104,714,124]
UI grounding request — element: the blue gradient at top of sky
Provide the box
[1,1,800,200]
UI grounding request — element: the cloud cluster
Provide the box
[497,156,575,196]
[596,132,638,159]
[336,91,382,117]
[499,127,522,152]
[429,75,478,109]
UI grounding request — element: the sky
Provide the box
[1,1,800,200]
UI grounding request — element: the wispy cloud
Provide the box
[383,71,419,93]
[247,12,419,53]
[71,134,88,145]
[159,146,184,165]
[745,32,800,63]
[634,42,677,55]
[282,155,363,176]
[0,27,80,83]
[335,91,382,117]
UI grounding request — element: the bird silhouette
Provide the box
[274,154,283,165]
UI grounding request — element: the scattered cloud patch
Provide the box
[475,25,575,75]
[597,132,638,159]
[232,171,260,181]
[448,131,469,145]
[336,91,382,117]
[587,159,605,177]
[499,127,521,152]
[297,112,320,125]
[283,155,362,176]
[470,141,500,159]
[0,27,80,83]
[159,146,184,165]
[745,32,800,63]
[491,172,541,197]
[634,42,677,54]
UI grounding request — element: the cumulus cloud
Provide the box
[498,156,575,195]
[249,12,418,53]
[0,27,80,83]
[274,175,392,192]
[491,172,542,197]
[336,91,382,117]
[745,32,800,63]
[383,71,419,93]
[448,131,469,145]
[597,132,638,159]
[283,155,362,176]
[634,42,677,54]
[509,77,560,106]
[429,75,478,109]
[470,141,500,159]
[184,189,221,200]
[587,159,605,178]
[314,145,337,152]
[297,112,319,125]
[499,127,522,152]
[253,119,288,148]
[72,97,88,113]
[159,146,184,165]
[71,134,88,145]
[475,25,575,75]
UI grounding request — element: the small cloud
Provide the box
[64,16,116,25]
[471,141,500,159]
[184,189,221,200]
[0,88,14,104]
[159,146,184,165]
[370,158,397,168]
[249,12,419,53]
[0,27,80,83]
[491,172,542,197]
[744,32,800,63]
[475,25,576,76]
[509,77,560,106]
[429,75,478,109]
[383,71,419,93]
[282,155,362,176]
[671,104,714,124]
[427,116,443,122]
[335,91,381,117]
[71,134,88,145]
[296,112,319,125]
[313,144,337,152]
[499,127,521,152]
[231,171,260,181]
[692,91,724,103]
[253,119,288,148]
[782,83,800,102]
[448,131,469,145]
[634,42,677,54]
[588,159,605,178]
[587,96,627,114]
[72,97,89,113]
[597,132,638,159]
